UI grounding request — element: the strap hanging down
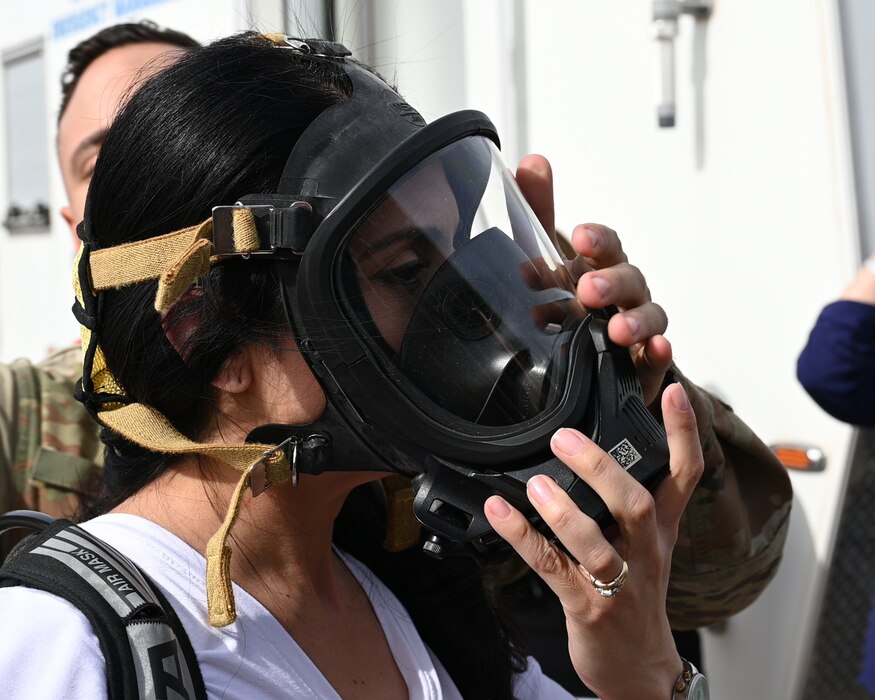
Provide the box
[0,516,207,700]
[99,402,295,626]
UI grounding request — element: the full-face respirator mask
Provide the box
[74,37,669,583]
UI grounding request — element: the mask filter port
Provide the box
[427,499,474,529]
[422,500,474,560]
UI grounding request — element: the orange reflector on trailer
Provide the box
[770,444,826,472]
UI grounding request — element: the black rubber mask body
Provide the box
[237,40,669,563]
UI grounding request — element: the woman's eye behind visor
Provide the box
[341,136,587,429]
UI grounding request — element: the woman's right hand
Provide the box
[484,383,704,699]
[515,155,673,408]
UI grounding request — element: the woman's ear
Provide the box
[212,350,253,394]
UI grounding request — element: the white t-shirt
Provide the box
[0,514,571,699]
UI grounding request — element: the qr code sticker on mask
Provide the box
[609,438,642,470]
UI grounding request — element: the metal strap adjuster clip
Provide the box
[270,37,352,59]
[250,437,299,496]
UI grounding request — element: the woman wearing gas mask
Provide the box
[0,33,758,699]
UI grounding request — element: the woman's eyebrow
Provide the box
[357,228,423,258]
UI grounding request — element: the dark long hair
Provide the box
[85,33,523,698]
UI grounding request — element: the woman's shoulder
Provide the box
[0,585,107,697]
[82,512,208,585]
[0,516,205,699]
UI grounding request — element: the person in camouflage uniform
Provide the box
[0,24,199,525]
[0,20,790,693]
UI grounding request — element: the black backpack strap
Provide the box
[0,512,206,700]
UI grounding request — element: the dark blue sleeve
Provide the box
[797,300,875,425]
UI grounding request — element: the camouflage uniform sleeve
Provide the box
[666,366,792,630]
[0,347,102,524]
[0,361,17,513]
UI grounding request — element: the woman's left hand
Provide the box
[515,154,672,406]
[483,383,704,700]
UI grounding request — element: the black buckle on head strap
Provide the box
[76,219,92,244]
[211,202,317,257]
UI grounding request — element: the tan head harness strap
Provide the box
[87,209,261,315]
[75,207,286,627]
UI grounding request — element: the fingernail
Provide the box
[670,383,690,411]
[552,428,584,456]
[625,315,640,340]
[586,227,600,249]
[486,495,512,519]
[527,475,555,505]
[590,275,609,299]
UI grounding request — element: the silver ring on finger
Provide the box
[588,560,629,599]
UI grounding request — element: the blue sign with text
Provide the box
[52,0,174,40]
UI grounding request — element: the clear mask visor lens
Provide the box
[342,136,587,428]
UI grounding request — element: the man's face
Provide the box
[57,42,183,235]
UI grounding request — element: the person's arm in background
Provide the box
[841,255,875,304]
[665,365,792,629]
[798,255,875,426]
[0,349,103,533]
[0,362,18,515]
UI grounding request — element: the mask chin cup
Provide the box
[409,310,669,564]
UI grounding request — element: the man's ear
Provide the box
[211,350,253,394]
[61,206,81,250]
